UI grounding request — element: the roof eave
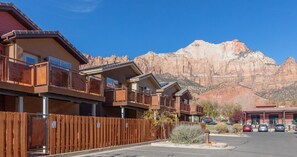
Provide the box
[0,3,40,30]
[1,30,88,64]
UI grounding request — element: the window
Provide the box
[23,53,38,65]
[293,114,297,124]
[48,57,71,70]
[106,77,119,88]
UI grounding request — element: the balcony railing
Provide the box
[180,102,190,112]
[35,62,102,95]
[0,55,34,86]
[0,55,102,95]
[112,88,152,106]
[160,96,175,109]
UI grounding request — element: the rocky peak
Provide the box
[172,39,251,62]
[81,54,130,69]
[221,39,249,55]
[283,57,296,65]
[277,57,297,74]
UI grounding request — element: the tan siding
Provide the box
[162,87,178,98]
[15,38,80,70]
[131,78,158,93]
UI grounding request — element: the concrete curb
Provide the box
[210,134,249,137]
[41,140,164,157]
[151,142,235,150]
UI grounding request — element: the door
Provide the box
[251,115,260,125]
[269,114,279,125]
[28,114,48,152]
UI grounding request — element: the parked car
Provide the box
[295,125,297,131]
[208,121,217,125]
[274,124,285,132]
[243,124,253,132]
[202,117,216,125]
[258,124,268,132]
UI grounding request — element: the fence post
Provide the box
[204,129,210,144]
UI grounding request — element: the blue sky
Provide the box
[4,0,297,64]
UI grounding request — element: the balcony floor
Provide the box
[111,101,150,109]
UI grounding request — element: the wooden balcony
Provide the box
[0,55,35,93]
[180,102,191,114]
[0,55,104,101]
[190,105,204,115]
[149,95,176,111]
[104,88,152,109]
[160,96,176,111]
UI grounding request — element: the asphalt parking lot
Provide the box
[74,132,297,157]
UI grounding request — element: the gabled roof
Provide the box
[80,61,142,75]
[0,2,40,30]
[128,73,161,89]
[1,30,88,64]
[156,81,181,93]
[175,88,192,99]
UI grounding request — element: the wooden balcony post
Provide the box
[69,71,72,89]
[113,89,116,102]
[86,76,91,93]
[46,62,50,86]
[125,88,128,102]
[4,57,8,81]
[142,92,145,104]
[31,65,34,86]
[135,90,137,102]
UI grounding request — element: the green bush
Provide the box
[215,122,229,133]
[232,124,243,134]
[170,125,205,144]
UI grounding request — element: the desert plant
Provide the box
[232,124,243,134]
[143,109,177,138]
[230,111,244,124]
[199,100,219,119]
[170,125,205,144]
[220,103,242,121]
[215,122,229,133]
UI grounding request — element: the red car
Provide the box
[243,124,253,132]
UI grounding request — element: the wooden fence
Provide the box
[48,114,157,155]
[0,112,205,156]
[0,112,27,157]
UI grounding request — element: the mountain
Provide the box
[83,39,297,108]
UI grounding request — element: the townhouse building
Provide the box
[0,2,203,121]
[0,2,104,116]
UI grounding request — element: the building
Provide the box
[243,105,297,126]
[0,2,203,121]
[82,62,203,120]
[81,62,162,118]
[0,2,104,116]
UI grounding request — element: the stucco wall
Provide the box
[10,38,80,70]
[130,78,158,93]
[0,11,27,36]
[162,86,178,98]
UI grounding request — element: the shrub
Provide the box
[215,122,229,133]
[232,124,243,134]
[170,125,205,144]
